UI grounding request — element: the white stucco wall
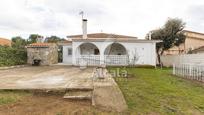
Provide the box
[62,44,72,64]
[69,41,157,66]
[122,42,156,65]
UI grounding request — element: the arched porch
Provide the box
[104,43,128,65]
[74,42,129,66]
[76,42,100,65]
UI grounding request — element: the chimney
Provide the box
[82,19,87,39]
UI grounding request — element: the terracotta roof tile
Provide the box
[27,43,52,47]
[67,33,137,39]
[0,38,11,46]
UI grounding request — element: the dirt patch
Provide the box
[0,94,111,115]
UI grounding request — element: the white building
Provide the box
[62,19,160,66]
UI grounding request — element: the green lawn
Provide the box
[0,90,31,105]
[108,67,204,114]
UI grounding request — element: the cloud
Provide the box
[184,4,204,32]
[0,0,204,39]
[43,0,106,17]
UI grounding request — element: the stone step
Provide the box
[66,87,93,91]
[63,90,92,100]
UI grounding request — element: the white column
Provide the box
[72,42,80,65]
[100,48,105,65]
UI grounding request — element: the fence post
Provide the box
[189,64,192,77]
[173,63,175,75]
[202,66,204,82]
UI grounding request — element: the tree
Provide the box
[147,18,186,66]
[45,36,64,43]
[11,36,27,49]
[27,34,43,44]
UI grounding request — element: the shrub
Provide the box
[0,46,27,67]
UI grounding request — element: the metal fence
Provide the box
[104,55,128,66]
[173,63,204,82]
[76,55,129,66]
[76,55,100,66]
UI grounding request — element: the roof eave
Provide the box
[72,38,162,43]
[26,46,49,48]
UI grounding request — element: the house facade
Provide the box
[62,35,160,66]
[163,30,204,55]
[62,19,160,66]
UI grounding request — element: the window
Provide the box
[68,48,72,55]
[94,49,99,55]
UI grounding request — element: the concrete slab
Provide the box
[63,90,92,100]
[93,69,128,112]
[0,66,128,113]
[0,66,93,90]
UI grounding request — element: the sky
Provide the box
[0,0,204,39]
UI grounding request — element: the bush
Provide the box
[0,46,27,67]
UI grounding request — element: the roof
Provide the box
[191,46,204,53]
[0,38,11,46]
[72,38,161,43]
[183,30,204,36]
[183,30,204,40]
[67,33,138,39]
[27,43,55,48]
[57,40,72,46]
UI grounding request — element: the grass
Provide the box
[0,90,31,105]
[108,67,204,114]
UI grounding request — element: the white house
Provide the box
[62,19,160,66]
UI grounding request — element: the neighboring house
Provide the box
[62,19,160,66]
[163,30,204,55]
[0,38,11,46]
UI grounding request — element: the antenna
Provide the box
[79,11,84,19]
[149,32,152,40]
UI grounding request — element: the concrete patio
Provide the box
[0,66,128,112]
[0,66,93,90]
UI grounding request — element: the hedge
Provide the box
[0,46,27,67]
